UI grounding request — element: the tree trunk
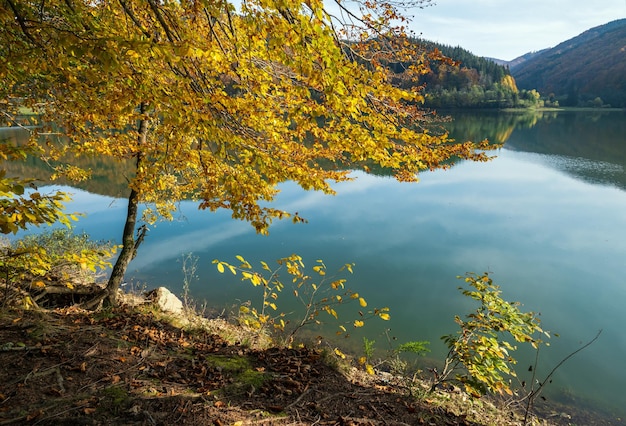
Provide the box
[102,103,149,306]
[103,187,141,305]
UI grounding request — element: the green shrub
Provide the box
[439,273,550,397]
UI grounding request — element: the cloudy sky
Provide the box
[405,0,626,60]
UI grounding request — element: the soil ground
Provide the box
[0,304,620,425]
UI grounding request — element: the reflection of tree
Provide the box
[440,111,545,145]
[5,110,623,192]
[435,110,626,191]
[2,128,134,197]
[505,111,626,190]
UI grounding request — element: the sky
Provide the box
[405,0,626,60]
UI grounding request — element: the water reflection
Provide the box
[89,151,626,420]
[505,111,626,189]
[442,110,626,191]
[3,111,626,422]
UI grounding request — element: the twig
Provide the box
[285,385,310,410]
[0,344,55,352]
[0,413,34,425]
[77,358,147,392]
[368,402,387,424]
[55,367,65,393]
[32,402,91,425]
[23,362,68,384]
[0,111,34,132]
[523,329,602,425]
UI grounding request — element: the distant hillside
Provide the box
[503,49,549,69]
[398,40,542,109]
[510,19,626,107]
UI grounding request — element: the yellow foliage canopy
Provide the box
[0,144,73,234]
[1,0,493,232]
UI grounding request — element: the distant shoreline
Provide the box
[501,106,626,112]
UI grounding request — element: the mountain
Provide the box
[510,19,626,107]
[495,49,549,69]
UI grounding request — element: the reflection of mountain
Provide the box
[504,111,626,190]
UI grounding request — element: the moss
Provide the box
[206,355,268,396]
[205,354,251,373]
[237,369,266,388]
[101,385,131,407]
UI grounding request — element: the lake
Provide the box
[3,110,626,421]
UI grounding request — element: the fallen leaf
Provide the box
[84,346,99,357]
[26,410,43,421]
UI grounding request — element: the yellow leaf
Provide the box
[354,320,364,327]
[365,364,375,375]
[359,297,367,307]
[334,348,346,359]
[216,263,225,273]
[379,313,391,321]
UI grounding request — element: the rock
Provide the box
[151,287,185,315]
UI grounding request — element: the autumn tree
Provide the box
[0,141,118,307]
[0,143,72,235]
[1,0,493,306]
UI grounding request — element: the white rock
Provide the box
[152,287,184,315]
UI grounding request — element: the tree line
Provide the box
[392,39,544,109]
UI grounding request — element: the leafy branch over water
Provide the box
[439,273,550,397]
[213,254,390,346]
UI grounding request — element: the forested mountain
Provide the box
[510,19,626,107]
[395,40,541,109]
[489,50,548,69]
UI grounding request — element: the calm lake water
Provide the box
[3,110,626,421]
